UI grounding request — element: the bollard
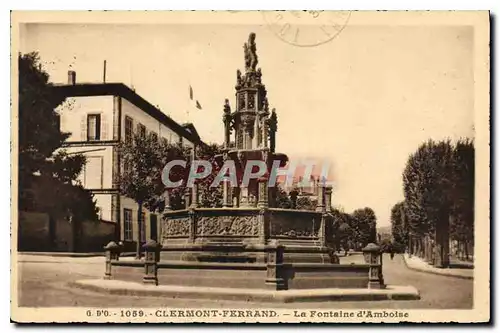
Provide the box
[103,241,121,280]
[142,239,162,285]
[362,243,385,289]
[265,240,286,290]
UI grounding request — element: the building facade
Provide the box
[54,72,203,248]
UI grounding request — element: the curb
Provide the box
[19,252,105,258]
[402,254,473,280]
[18,252,137,258]
[68,280,420,303]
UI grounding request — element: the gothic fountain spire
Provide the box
[219,32,288,209]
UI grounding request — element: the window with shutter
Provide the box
[87,114,101,141]
[137,123,146,138]
[81,116,87,141]
[125,116,133,144]
[123,209,133,241]
[101,114,108,140]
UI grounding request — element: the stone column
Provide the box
[325,185,333,212]
[269,131,276,153]
[222,179,233,207]
[103,241,121,280]
[223,107,231,148]
[262,118,268,148]
[257,176,268,208]
[232,187,240,208]
[258,208,268,245]
[253,114,259,149]
[163,191,171,211]
[315,181,326,212]
[240,186,248,207]
[289,190,298,209]
[363,243,385,289]
[188,208,196,243]
[190,182,199,208]
[257,176,269,245]
[184,187,191,209]
[319,213,330,247]
[142,240,162,285]
[265,240,286,290]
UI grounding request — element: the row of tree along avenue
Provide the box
[391,139,474,268]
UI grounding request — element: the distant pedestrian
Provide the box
[389,244,395,260]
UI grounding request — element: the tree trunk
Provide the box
[136,202,143,259]
[70,214,77,252]
[434,212,450,268]
[48,213,56,251]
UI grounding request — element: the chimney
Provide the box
[67,70,76,85]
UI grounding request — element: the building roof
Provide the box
[181,123,202,143]
[51,82,205,146]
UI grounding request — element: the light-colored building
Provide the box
[54,71,203,248]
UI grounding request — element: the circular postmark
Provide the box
[262,10,352,47]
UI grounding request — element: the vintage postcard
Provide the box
[10,10,490,323]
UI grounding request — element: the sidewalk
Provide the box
[16,253,139,264]
[403,254,473,280]
[16,254,105,264]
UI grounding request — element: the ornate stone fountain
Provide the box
[160,32,338,267]
[106,34,389,293]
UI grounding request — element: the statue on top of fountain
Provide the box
[244,32,258,72]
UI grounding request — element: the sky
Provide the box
[19,18,474,226]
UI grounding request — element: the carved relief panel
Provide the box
[196,215,259,236]
[162,217,190,239]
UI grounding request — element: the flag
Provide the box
[189,85,203,110]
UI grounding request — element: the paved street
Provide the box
[16,254,472,309]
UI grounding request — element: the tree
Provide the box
[391,201,408,248]
[403,139,455,266]
[330,208,353,253]
[119,132,168,258]
[18,52,68,195]
[337,222,352,255]
[275,185,292,209]
[159,142,223,210]
[119,135,224,258]
[449,139,474,260]
[18,52,98,239]
[156,140,191,211]
[195,143,224,208]
[402,138,473,266]
[351,207,377,247]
